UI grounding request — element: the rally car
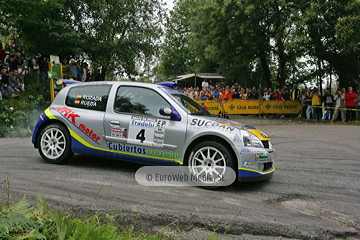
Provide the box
[32,81,275,187]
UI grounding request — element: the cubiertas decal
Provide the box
[108,142,146,154]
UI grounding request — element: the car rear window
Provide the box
[66,85,111,111]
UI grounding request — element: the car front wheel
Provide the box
[188,141,236,188]
[38,124,73,164]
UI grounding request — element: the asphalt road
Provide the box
[0,117,359,239]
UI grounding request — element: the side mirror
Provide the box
[159,107,181,121]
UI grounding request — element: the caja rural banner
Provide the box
[258,100,303,114]
[224,100,262,115]
[197,100,303,115]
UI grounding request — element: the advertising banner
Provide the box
[224,100,261,114]
[197,100,303,115]
[259,100,302,114]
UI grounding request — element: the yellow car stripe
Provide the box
[44,108,56,119]
[238,167,275,175]
[248,129,271,141]
[68,128,182,164]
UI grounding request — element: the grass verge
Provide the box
[0,188,174,240]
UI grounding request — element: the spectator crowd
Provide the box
[180,79,360,122]
[0,39,103,102]
[1,40,359,122]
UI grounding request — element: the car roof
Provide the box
[66,81,162,89]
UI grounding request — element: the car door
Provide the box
[103,85,187,165]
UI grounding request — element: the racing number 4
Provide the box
[136,129,146,142]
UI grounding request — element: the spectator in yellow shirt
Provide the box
[310,87,322,121]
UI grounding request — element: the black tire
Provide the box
[37,123,73,164]
[188,141,236,189]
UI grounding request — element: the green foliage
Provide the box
[0,196,46,239]
[0,72,48,138]
[0,190,172,240]
[159,0,359,88]
[0,0,165,80]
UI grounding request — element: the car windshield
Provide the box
[170,94,212,116]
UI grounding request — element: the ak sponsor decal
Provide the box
[53,107,80,124]
[53,107,101,144]
[189,118,236,132]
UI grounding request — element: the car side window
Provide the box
[66,85,111,111]
[114,86,170,118]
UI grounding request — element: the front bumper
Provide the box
[236,143,275,181]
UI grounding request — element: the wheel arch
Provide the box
[183,135,238,171]
[34,120,70,148]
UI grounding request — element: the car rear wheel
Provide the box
[188,141,236,188]
[38,124,73,164]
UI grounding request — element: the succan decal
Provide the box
[53,107,101,144]
[189,118,235,132]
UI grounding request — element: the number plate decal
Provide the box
[128,116,167,147]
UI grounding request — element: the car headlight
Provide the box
[242,130,264,148]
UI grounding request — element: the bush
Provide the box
[0,72,49,138]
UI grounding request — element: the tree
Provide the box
[1,0,165,80]
[64,0,165,79]
[299,0,360,88]
[1,0,84,57]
